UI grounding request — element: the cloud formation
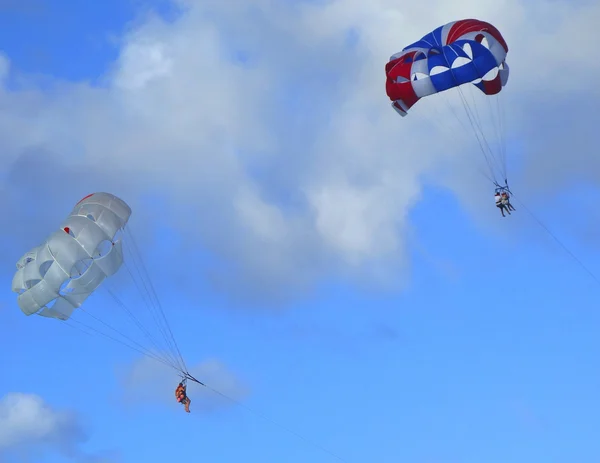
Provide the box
[0,0,598,305]
[0,392,108,462]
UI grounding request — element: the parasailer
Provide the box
[501,191,515,212]
[495,191,510,217]
[175,380,191,413]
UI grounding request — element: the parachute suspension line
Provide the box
[445,84,497,182]
[455,84,503,182]
[120,246,179,362]
[400,91,497,187]
[77,306,178,368]
[457,87,496,178]
[510,194,600,286]
[474,88,506,184]
[105,285,166,356]
[405,81,496,186]
[397,93,500,186]
[445,49,498,166]
[65,314,178,371]
[498,91,508,166]
[481,87,504,180]
[489,90,508,181]
[68,228,191,378]
[119,258,184,371]
[443,48,503,184]
[467,82,484,131]
[450,50,506,182]
[122,227,188,374]
[63,318,96,338]
[497,96,507,181]
[124,232,188,375]
[437,91,498,185]
[457,84,497,162]
[103,285,181,369]
[120,257,182,369]
[408,89,497,186]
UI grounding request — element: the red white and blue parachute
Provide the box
[385,19,509,116]
[385,19,510,190]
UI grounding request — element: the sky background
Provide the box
[1,0,600,462]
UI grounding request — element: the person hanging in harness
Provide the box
[175,381,191,413]
[501,191,515,212]
[495,192,510,217]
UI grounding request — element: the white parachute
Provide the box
[13,193,131,320]
[11,192,197,382]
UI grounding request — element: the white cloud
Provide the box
[0,392,98,461]
[118,356,249,412]
[0,0,597,304]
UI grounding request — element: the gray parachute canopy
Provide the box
[12,192,131,321]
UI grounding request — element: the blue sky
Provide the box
[1,0,600,462]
